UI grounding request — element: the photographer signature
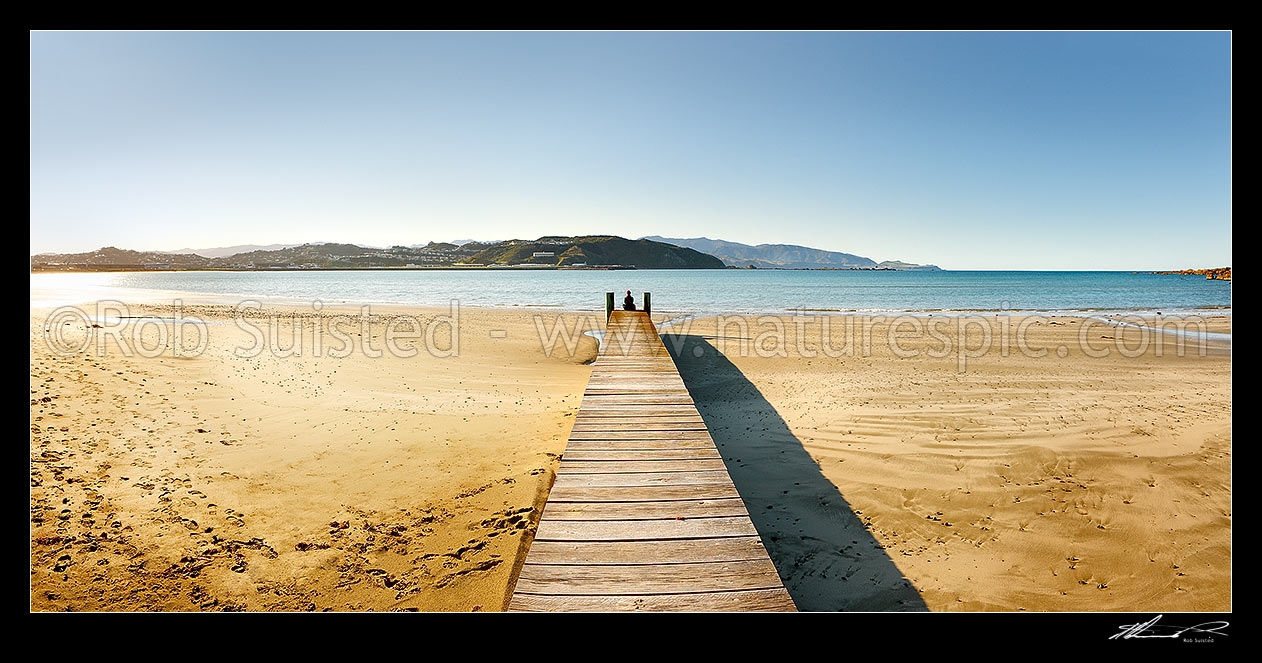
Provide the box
[1111,615,1230,640]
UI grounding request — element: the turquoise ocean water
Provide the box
[31,270,1231,316]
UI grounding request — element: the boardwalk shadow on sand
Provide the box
[663,333,928,612]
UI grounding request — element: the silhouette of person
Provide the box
[623,290,636,311]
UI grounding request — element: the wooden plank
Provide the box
[571,415,706,422]
[574,401,697,407]
[576,410,698,416]
[581,392,695,398]
[571,424,704,429]
[570,421,709,428]
[514,558,784,594]
[576,410,697,416]
[574,404,700,411]
[551,470,736,488]
[576,407,697,412]
[534,516,761,541]
[563,438,719,449]
[566,430,716,439]
[546,484,744,502]
[540,498,751,521]
[576,400,699,407]
[573,416,701,422]
[508,589,795,612]
[582,392,691,397]
[569,417,706,425]
[561,448,722,461]
[584,378,680,382]
[517,532,772,563]
[577,391,691,396]
[582,390,692,395]
[585,382,687,387]
[519,536,774,565]
[575,412,698,417]
[558,459,730,473]
[569,424,711,433]
[570,421,704,427]
[573,411,700,416]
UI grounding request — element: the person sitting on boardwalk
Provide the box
[623,290,636,311]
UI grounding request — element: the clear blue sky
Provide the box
[30,31,1231,270]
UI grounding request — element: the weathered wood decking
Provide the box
[507,310,796,612]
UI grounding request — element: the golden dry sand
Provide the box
[663,313,1230,611]
[30,302,597,611]
[31,302,1229,612]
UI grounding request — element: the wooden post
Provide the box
[605,292,614,321]
[643,292,651,317]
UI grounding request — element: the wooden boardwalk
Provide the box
[507,310,796,612]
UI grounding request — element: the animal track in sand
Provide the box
[479,506,533,532]
[312,503,512,605]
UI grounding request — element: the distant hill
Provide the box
[32,237,725,271]
[468,236,724,269]
[875,260,942,271]
[32,242,486,271]
[643,236,939,271]
[161,243,302,258]
[32,246,212,269]
[405,239,498,249]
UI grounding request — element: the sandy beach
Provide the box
[30,301,1230,611]
[30,301,598,611]
[666,313,1231,611]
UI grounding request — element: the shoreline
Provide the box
[32,294,1233,351]
[30,283,1233,321]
